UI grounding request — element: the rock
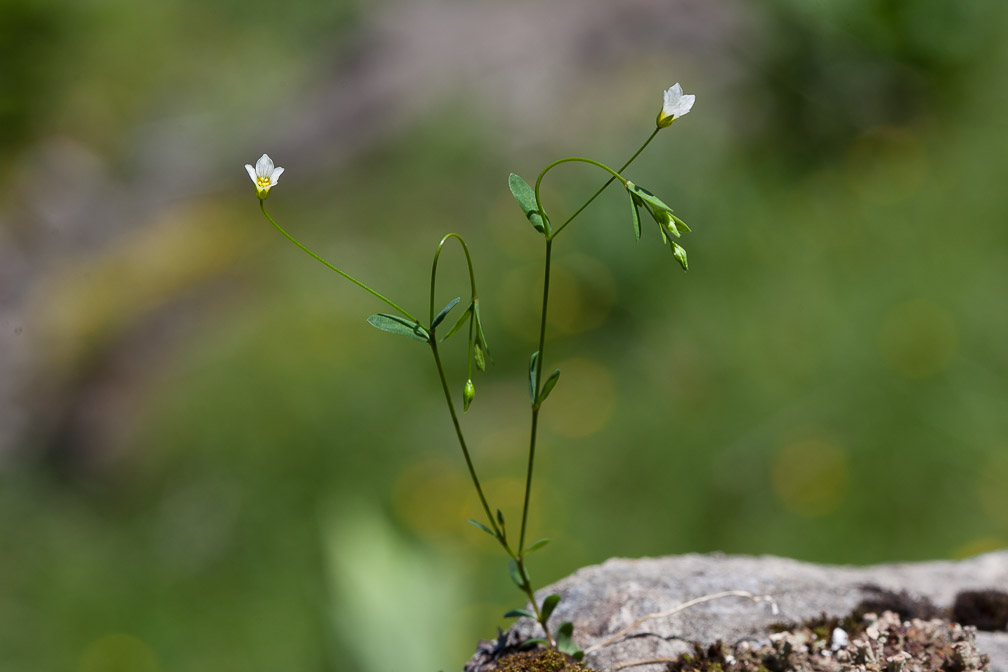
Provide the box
[465,551,1008,672]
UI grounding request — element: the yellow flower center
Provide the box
[256,175,272,189]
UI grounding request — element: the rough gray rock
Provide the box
[466,551,1008,672]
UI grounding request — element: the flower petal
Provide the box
[256,154,273,177]
[269,166,284,184]
[245,164,257,182]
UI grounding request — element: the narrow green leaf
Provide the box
[466,518,496,537]
[525,538,550,554]
[629,192,642,241]
[540,594,561,623]
[528,351,540,404]
[432,296,461,329]
[508,558,527,589]
[496,509,506,529]
[509,173,548,234]
[628,183,676,216]
[473,300,492,368]
[366,314,429,342]
[503,608,536,619]
[536,368,560,404]
[441,303,472,341]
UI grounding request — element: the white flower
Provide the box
[656,83,695,128]
[245,153,284,199]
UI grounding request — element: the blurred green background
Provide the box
[2,0,1007,670]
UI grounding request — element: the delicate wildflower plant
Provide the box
[245,153,284,200]
[250,83,698,661]
[656,82,695,128]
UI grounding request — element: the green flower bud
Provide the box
[463,379,475,411]
[473,342,486,372]
[672,242,689,271]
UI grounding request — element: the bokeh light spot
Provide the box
[78,633,159,672]
[771,438,850,517]
[391,460,473,541]
[879,299,957,379]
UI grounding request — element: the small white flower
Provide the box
[245,153,284,199]
[656,83,695,128]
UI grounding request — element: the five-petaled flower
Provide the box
[245,153,284,199]
[656,83,695,128]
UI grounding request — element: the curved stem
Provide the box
[260,200,418,322]
[429,232,480,387]
[429,233,478,323]
[551,128,660,238]
[428,338,499,537]
[534,158,627,241]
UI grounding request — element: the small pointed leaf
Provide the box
[509,173,548,234]
[536,368,560,405]
[432,296,461,329]
[503,608,536,619]
[366,314,429,342]
[671,213,691,233]
[466,518,496,538]
[525,537,550,554]
[540,594,561,624]
[441,303,473,341]
[473,300,492,368]
[629,192,642,241]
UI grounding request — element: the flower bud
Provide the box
[672,242,689,271]
[463,379,475,411]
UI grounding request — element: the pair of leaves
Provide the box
[503,593,560,624]
[367,295,463,342]
[509,173,549,235]
[528,351,560,407]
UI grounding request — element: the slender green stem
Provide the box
[428,338,500,538]
[260,200,418,322]
[518,238,553,555]
[430,329,553,645]
[427,234,555,645]
[550,128,660,238]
